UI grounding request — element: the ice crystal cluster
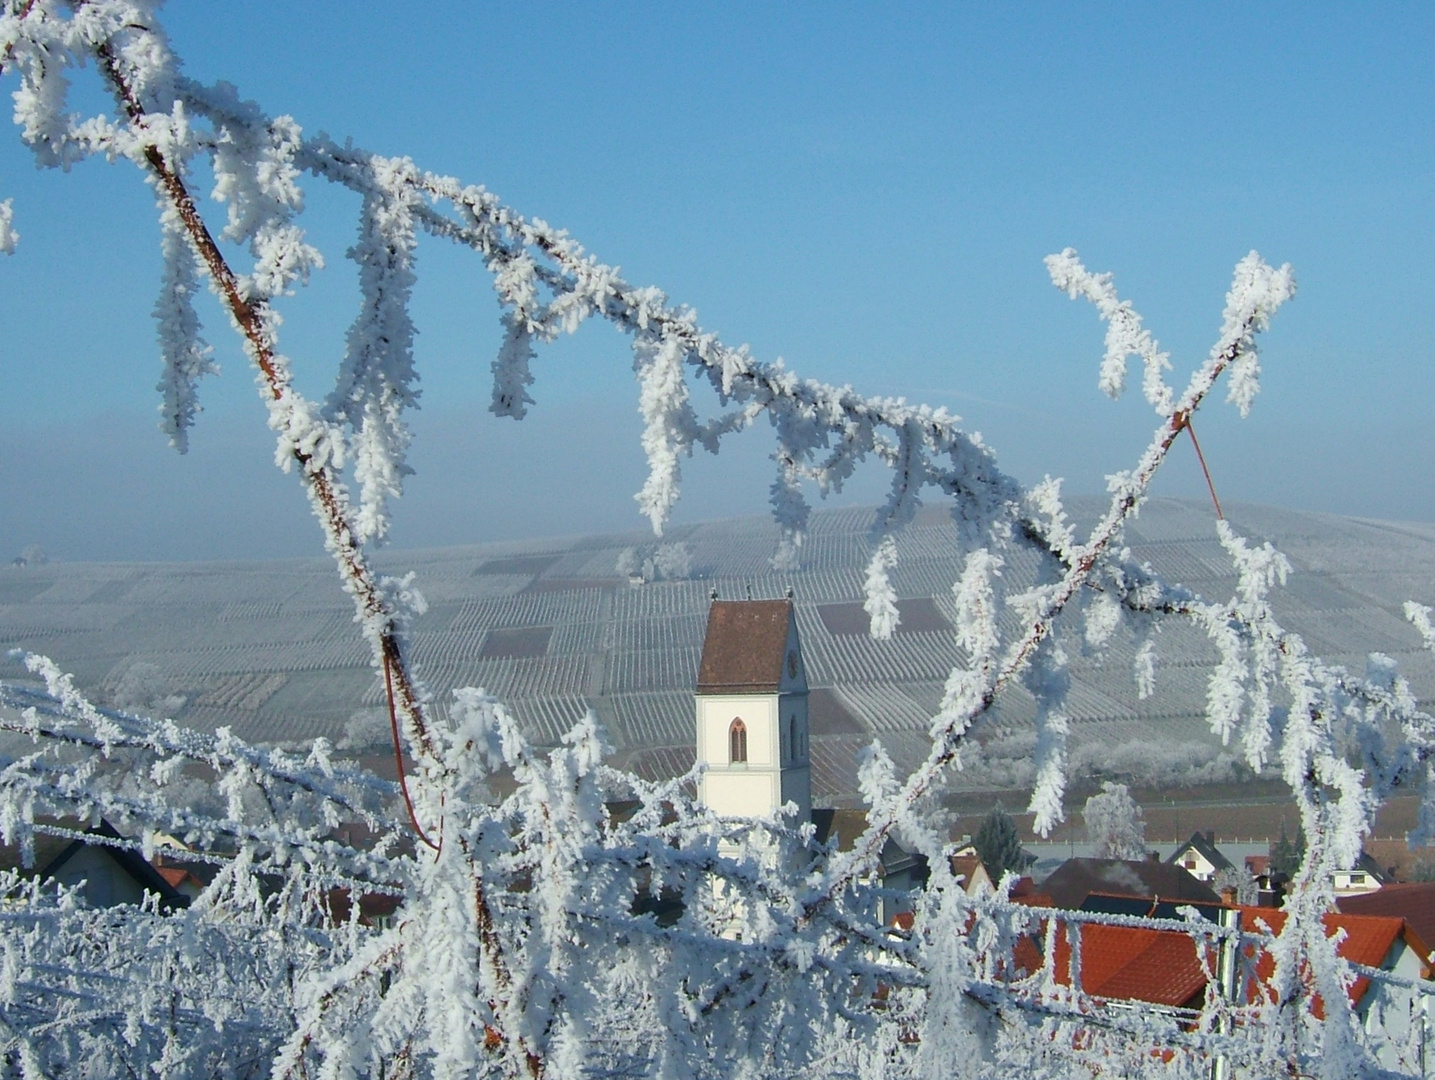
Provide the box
[0,3,1432,1078]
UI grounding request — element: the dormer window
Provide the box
[729,718,748,764]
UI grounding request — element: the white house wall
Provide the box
[696,689,811,822]
[1359,940,1431,1074]
[1173,846,1218,882]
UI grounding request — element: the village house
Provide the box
[1040,856,1219,911]
[1332,851,1393,897]
[1168,830,1392,901]
[1338,882,1435,962]
[0,818,190,911]
[1166,830,1232,883]
[1011,903,1432,1072]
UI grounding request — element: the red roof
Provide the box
[1009,901,1421,1012]
[1092,926,1211,1006]
[155,866,191,889]
[1035,921,1210,1008]
[1238,907,1425,1013]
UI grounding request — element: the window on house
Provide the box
[1349,872,1366,885]
[729,718,747,764]
[789,717,797,762]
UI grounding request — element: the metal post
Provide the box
[1211,905,1242,1080]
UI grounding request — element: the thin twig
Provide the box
[818,324,1265,897]
[1183,416,1224,519]
[0,0,39,73]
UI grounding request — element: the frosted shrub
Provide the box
[112,660,186,717]
[616,542,693,583]
[1082,781,1147,861]
[0,5,1431,1078]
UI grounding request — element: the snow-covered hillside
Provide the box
[5,497,1431,805]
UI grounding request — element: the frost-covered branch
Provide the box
[818,250,1297,892]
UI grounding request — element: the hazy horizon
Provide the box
[3,4,1432,563]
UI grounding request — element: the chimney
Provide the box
[1206,830,1215,844]
[1220,885,1238,906]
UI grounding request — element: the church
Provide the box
[693,597,811,826]
[688,595,928,920]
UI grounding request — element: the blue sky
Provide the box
[1,3,1431,561]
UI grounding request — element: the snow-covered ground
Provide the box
[3,496,1432,805]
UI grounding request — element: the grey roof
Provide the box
[2,497,1433,807]
[811,809,922,876]
[1040,858,1220,910]
[1167,832,1234,874]
[42,819,188,911]
[1351,851,1393,885]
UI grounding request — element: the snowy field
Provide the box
[3,496,1433,806]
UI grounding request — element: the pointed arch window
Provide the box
[729,718,748,764]
[789,716,798,762]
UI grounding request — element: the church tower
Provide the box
[694,598,811,825]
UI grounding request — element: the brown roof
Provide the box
[697,599,798,694]
[1338,883,1435,959]
[155,866,194,889]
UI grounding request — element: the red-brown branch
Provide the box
[1182,416,1224,520]
[383,652,439,851]
[85,26,539,1075]
[91,38,435,762]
